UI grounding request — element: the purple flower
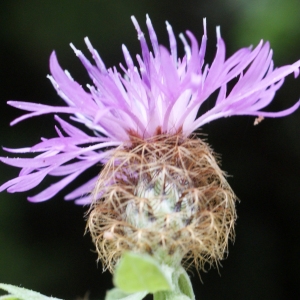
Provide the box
[1,15,300,204]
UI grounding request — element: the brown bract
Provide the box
[87,133,236,273]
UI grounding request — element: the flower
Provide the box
[1,15,300,271]
[1,16,299,204]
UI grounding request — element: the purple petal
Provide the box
[1,16,299,204]
[64,176,98,201]
[28,171,82,202]
[0,168,51,193]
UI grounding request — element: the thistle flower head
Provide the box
[1,16,299,271]
[88,133,236,272]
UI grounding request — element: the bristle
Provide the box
[87,133,237,273]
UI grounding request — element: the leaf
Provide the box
[0,296,20,300]
[0,284,62,300]
[153,291,192,300]
[177,268,195,300]
[114,252,172,294]
[105,288,147,300]
[171,295,191,300]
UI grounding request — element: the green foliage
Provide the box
[113,252,172,294]
[0,284,61,300]
[0,254,195,300]
[110,253,195,300]
[177,269,194,299]
[0,296,20,300]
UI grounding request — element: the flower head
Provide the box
[1,15,300,271]
[88,133,236,271]
[1,16,299,204]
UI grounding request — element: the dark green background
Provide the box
[1,1,300,299]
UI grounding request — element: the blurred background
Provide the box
[1,0,300,299]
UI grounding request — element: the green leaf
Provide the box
[0,296,20,300]
[170,295,191,300]
[153,291,191,300]
[0,284,61,300]
[114,252,172,294]
[105,288,147,300]
[177,268,195,300]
